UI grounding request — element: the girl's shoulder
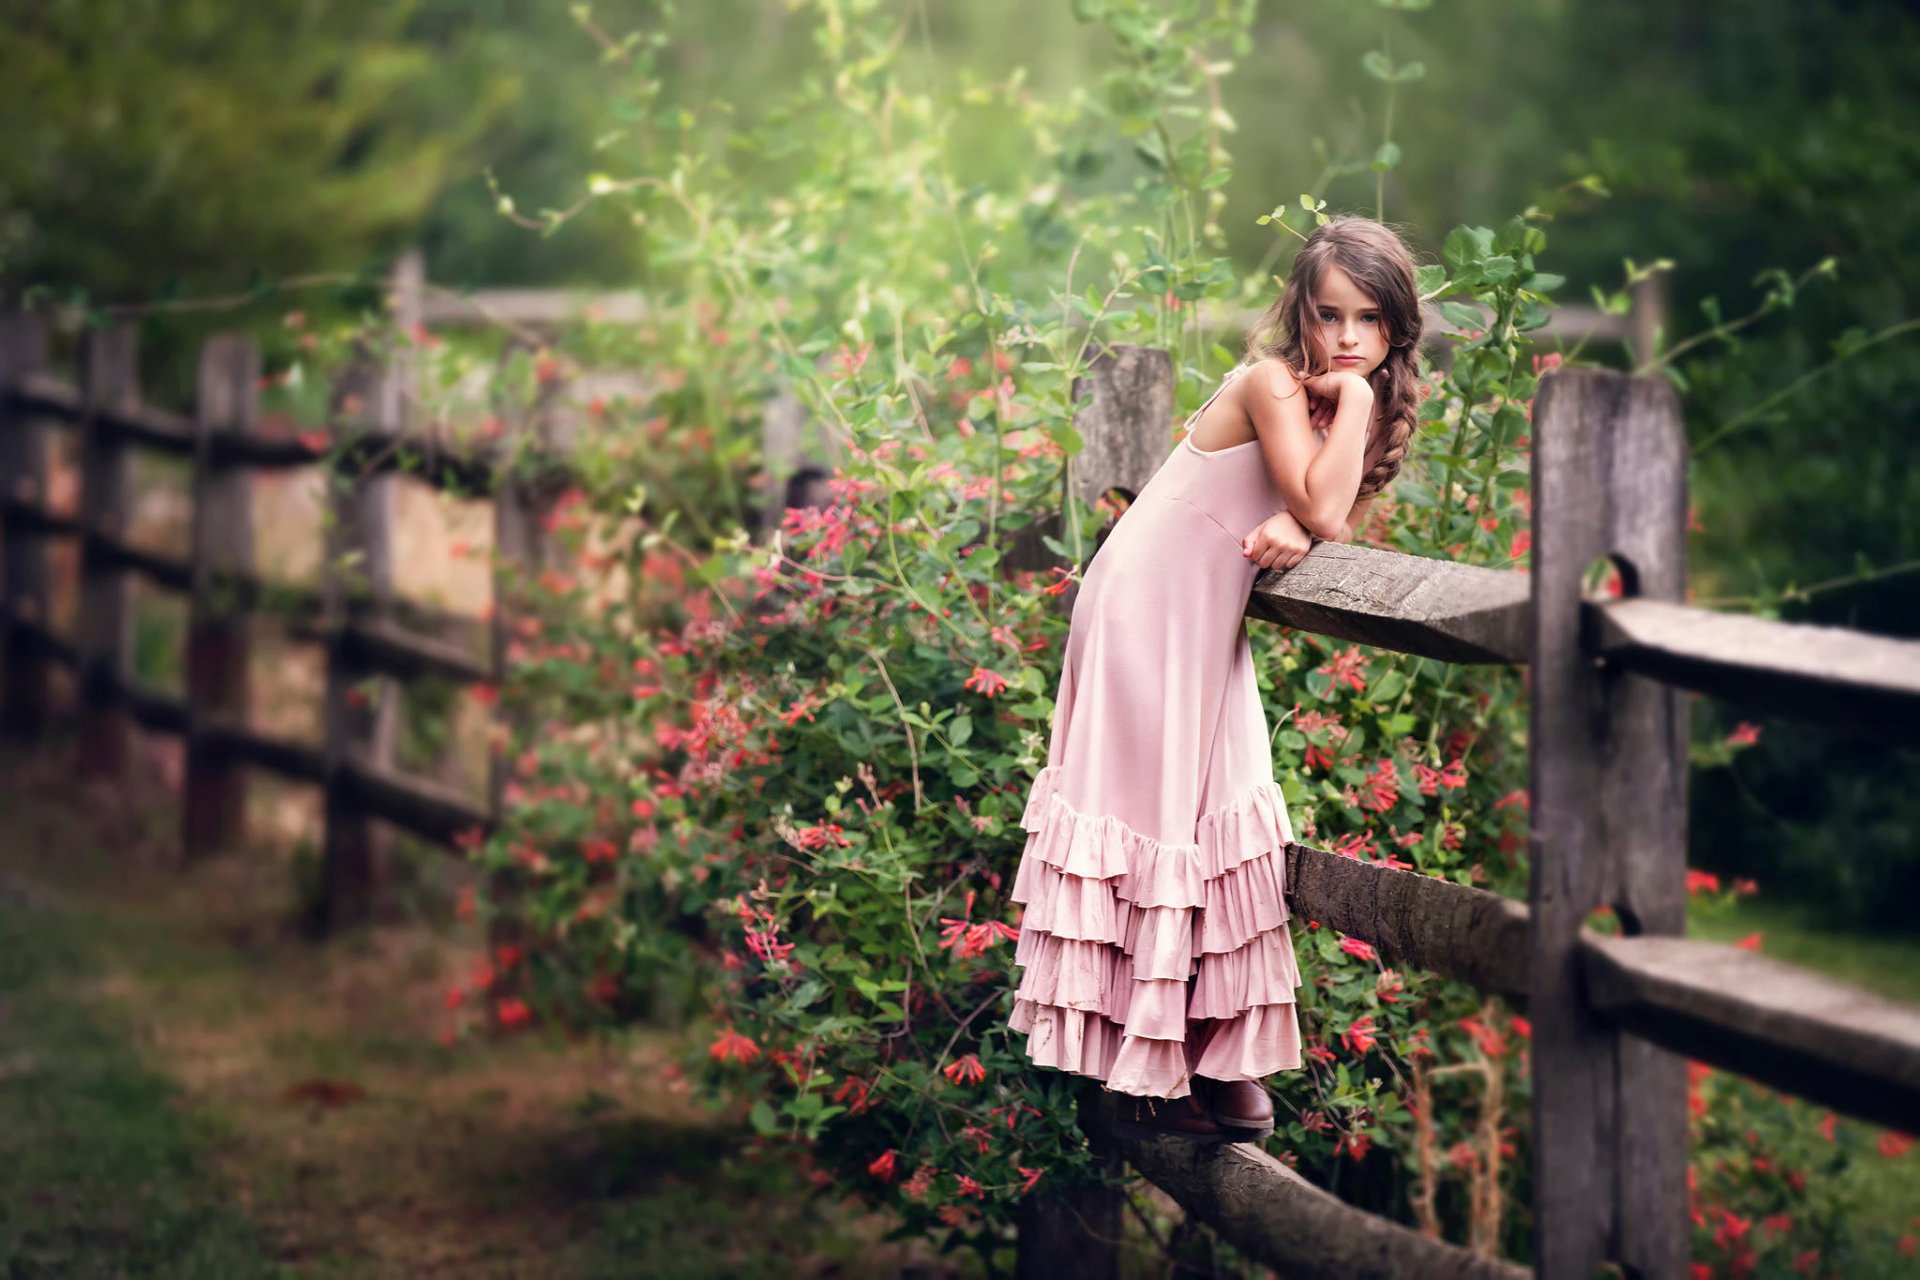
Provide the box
[1235,354,1306,402]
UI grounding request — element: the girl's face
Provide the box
[1306,265,1390,380]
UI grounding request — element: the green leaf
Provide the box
[1442,226,1494,269]
[749,1100,779,1135]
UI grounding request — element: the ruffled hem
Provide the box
[1006,764,1306,1096]
[1008,998,1195,1099]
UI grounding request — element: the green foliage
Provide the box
[425,0,1593,1261]
[0,0,456,297]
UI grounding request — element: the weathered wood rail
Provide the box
[3,290,1914,1277]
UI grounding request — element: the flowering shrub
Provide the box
[415,0,1885,1268]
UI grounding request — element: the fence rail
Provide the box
[4,289,1917,1278]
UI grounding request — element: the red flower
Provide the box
[1017,1166,1045,1194]
[1725,721,1762,747]
[1339,935,1377,963]
[1341,1015,1378,1056]
[964,666,1009,698]
[494,996,531,1028]
[942,1054,987,1086]
[709,1028,761,1064]
[867,1148,897,1181]
[1314,646,1369,695]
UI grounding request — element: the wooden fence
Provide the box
[4,299,1917,1278]
[0,301,564,932]
[1016,347,1920,1280]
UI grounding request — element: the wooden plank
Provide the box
[1286,844,1531,998]
[9,372,195,451]
[1245,544,1528,664]
[182,335,258,860]
[1528,366,1691,1279]
[1097,1091,1528,1280]
[418,286,651,329]
[10,366,539,493]
[1591,596,1920,744]
[343,755,492,845]
[335,617,491,685]
[0,313,54,738]
[0,494,78,536]
[76,323,140,776]
[1581,932,1920,1135]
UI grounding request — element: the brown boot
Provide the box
[1193,1075,1275,1142]
[1109,1089,1234,1145]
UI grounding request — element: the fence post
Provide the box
[76,322,140,776]
[316,256,420,931]
[1527,367,1690,1279]
[997,344,1174,619]
[1010,344,1172,1279]
[0,312,53,739]
[182,334,259,859]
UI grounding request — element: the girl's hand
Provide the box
[1241,509,1316,572]
[1299,369,1373,404]
[1305,391,1337,434]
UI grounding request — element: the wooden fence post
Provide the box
[0,312,53,739]
[1528,367,1690,1279]
[998,345,1174,618]
[316,255,420,930]
[758,377,839,543]
[1010,344,1172,1278]
[76,322,140,776]
[182,334,259,859]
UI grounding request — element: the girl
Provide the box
[1005,214,1424,1144]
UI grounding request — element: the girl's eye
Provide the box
[1320,313,1379,323]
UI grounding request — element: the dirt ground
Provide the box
[0,739,972,1279]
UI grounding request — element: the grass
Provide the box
[0,744,967,1279]
[0,904,291,1278]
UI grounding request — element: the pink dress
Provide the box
[1006,364,1309,1100]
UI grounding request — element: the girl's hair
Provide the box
[1240,214,1425,502]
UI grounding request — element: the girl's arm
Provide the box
[1334,495,1375,543]
[1247,360,1375,540]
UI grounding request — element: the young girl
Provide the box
[1005,214,1424,1144]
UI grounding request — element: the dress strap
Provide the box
[1182,363,1247,429]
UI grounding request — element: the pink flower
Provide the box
[868,1148,897,1181]
[1339,936,1377,962]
